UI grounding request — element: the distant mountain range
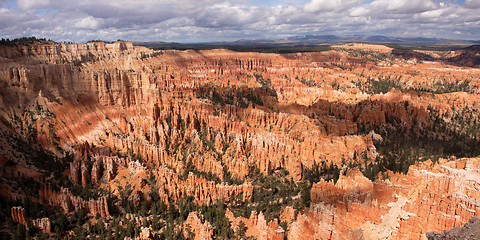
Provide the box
[282,35,479,47]
[135,34,480,49]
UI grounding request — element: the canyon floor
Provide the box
[0,39,479,239]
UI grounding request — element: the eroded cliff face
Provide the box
[1,41,480,239]
[1,41,382,183]
[3,41,479,180]
[289,158,480,240]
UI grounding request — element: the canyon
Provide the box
[0,40,479,239]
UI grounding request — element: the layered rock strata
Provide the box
[289,158,480,239]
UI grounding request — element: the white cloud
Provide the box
[17,0,51,10]
[303,0,360,13]
[349,6,368,17]
[384,0,436,13]
[74,16,102,29]
[194,4,263,28]
[417,9,445,19]
[0,0,479,42]
[364,0,437,14]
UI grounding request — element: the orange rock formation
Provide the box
[182,212,214,240]
[226,210,285,240]
[39,184,109,217]
[11,206,51,233]
[289,158,480,239]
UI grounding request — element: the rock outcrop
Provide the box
[39,184,109,217]
[182,212,214,240]
[152,166,253,206]
[11,207,51,233]
[11,206,28,227]
[289,158,480,240]
[32,218,52,234]
[226,210,285,240]
[426,217,480,240]
[311,168,374,206]
[70,150,126,186]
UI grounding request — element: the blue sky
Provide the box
[1,0,480,42]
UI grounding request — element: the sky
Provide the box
[1,0,480,43]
